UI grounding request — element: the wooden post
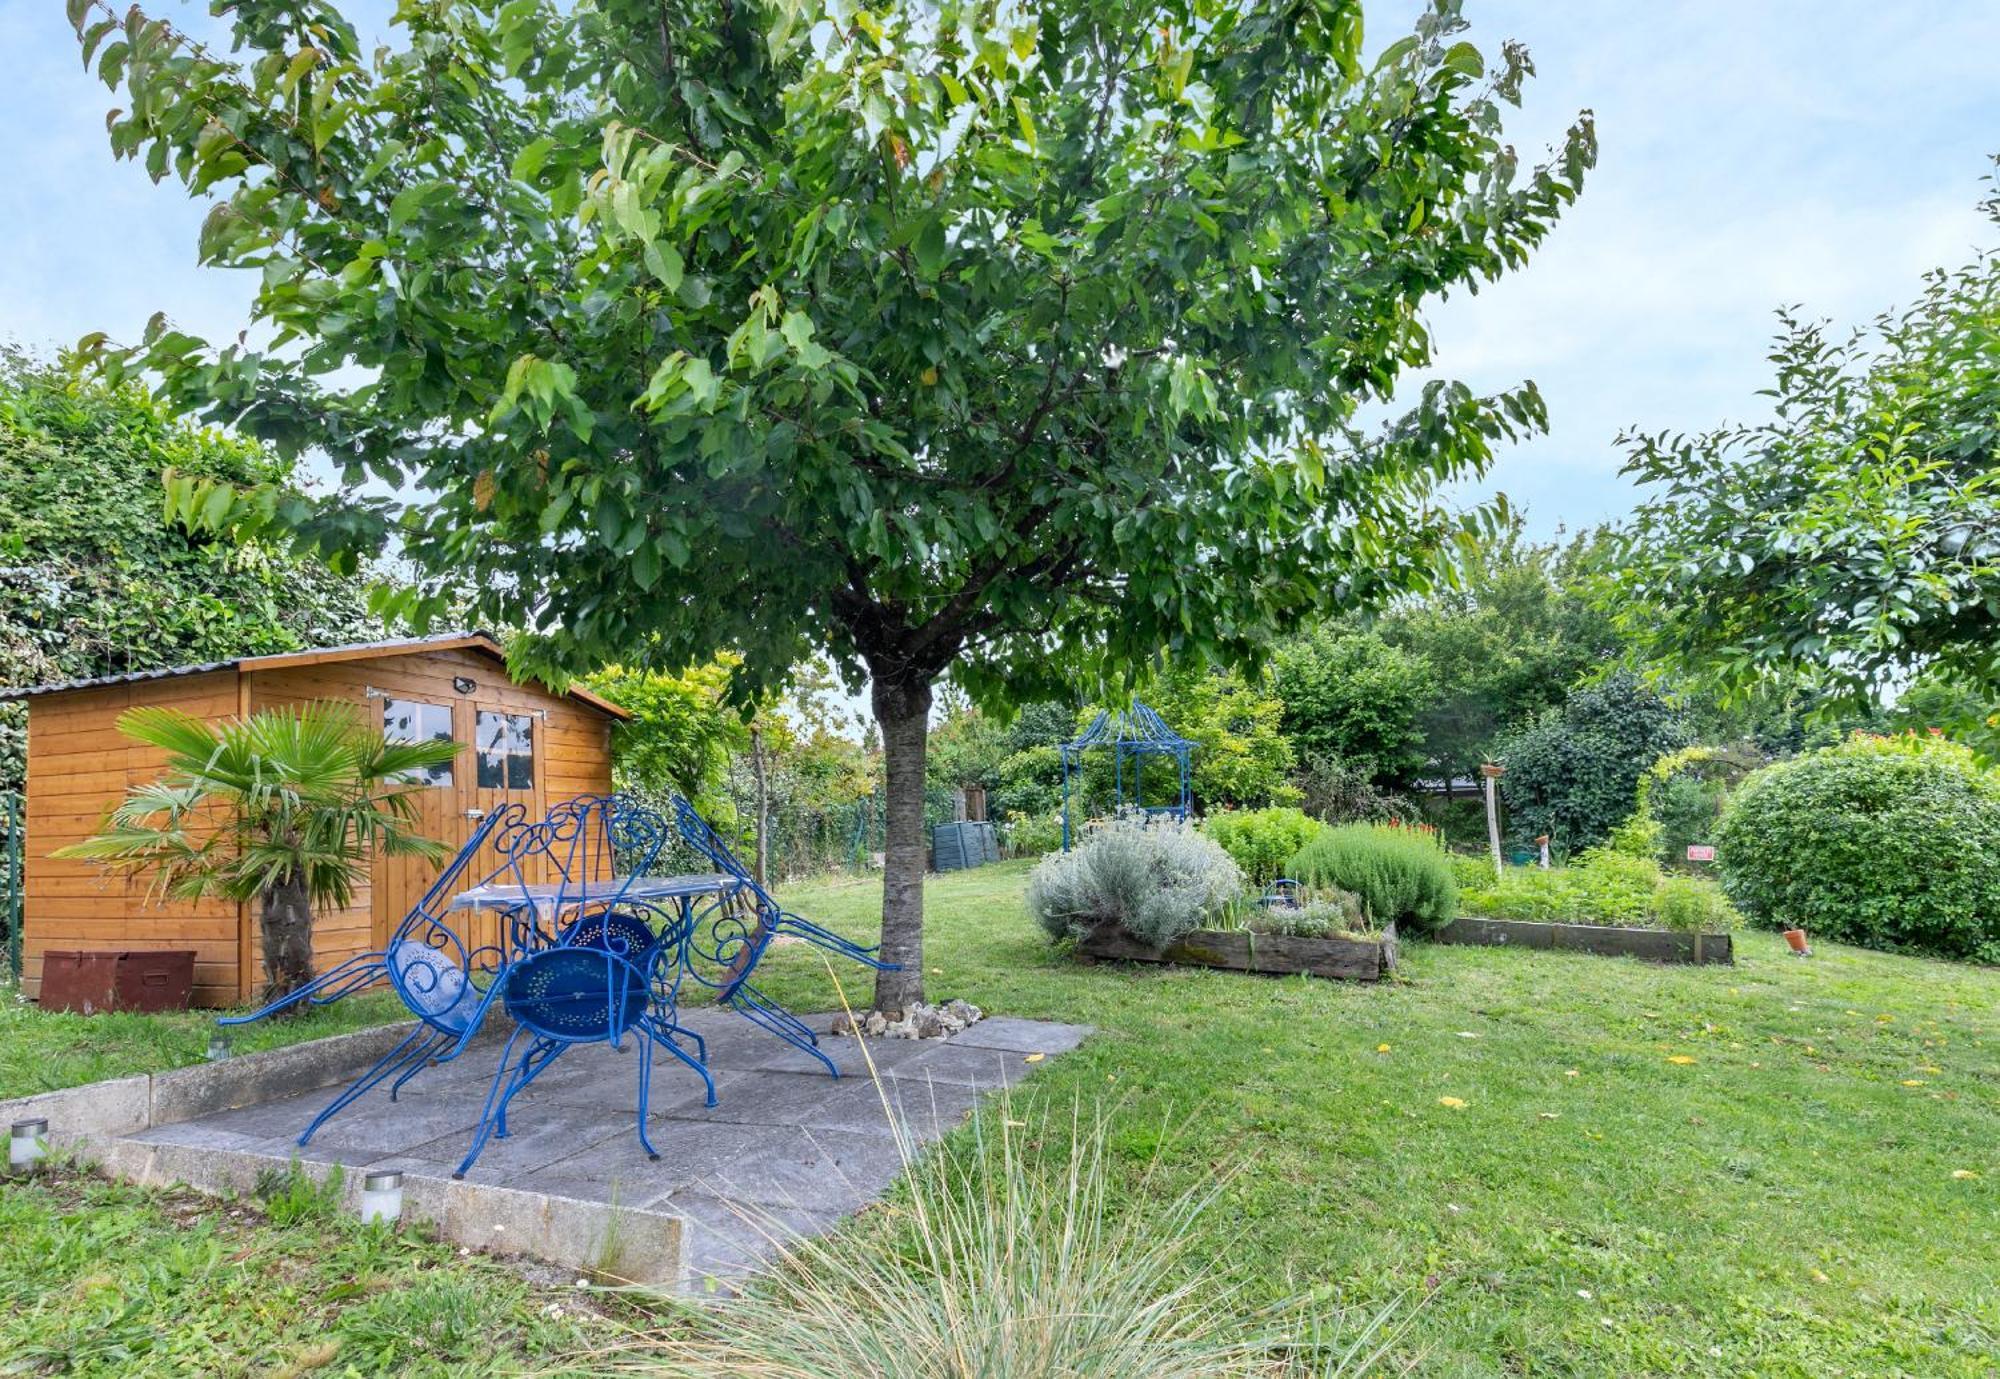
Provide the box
[1480,762,1506,881]
[750,722,769,887]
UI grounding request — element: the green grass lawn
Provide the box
[754,861,1998,1378]
[0,987,409,1100]
[1,860,1994,1375]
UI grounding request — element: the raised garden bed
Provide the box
[1077,922,1397,981]
[1434,915,1732,965]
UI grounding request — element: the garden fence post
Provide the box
[1480,763,1506,882]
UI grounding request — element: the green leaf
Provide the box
[912,217,947,276]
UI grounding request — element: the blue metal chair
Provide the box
[453,906,715,1178]
[217,806,529,1144]
[669,795,897,1078]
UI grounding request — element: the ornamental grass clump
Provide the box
[1027,821,1243,948]
[1246,889,1369,940]
[617,1100,1407,1378]
[1286,823,1456,933]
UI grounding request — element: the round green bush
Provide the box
[1715,733,2000,962]
[1286,823,1456,932]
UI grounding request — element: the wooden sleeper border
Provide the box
[1077,922,1397,981]
[1433,915,1733,965]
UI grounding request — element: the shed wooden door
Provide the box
[371,693,550,956]
[373,693,472,953]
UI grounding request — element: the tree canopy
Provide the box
[75,0,1593,1008]
[1615,173,2000,705]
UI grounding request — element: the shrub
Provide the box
[1449,853,1496,892]
[1649,876,1736,933]
[1455,850,1737,930]
[1200,807,1324,884]
[1286,824,1456,932]
[1496,670,1691,853]
[1245,889,1367,939]
[1027,821,1243,948]
[1716,733,2000,962]
[1001,808,1064,858]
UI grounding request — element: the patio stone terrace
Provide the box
[113,1010,1092,1291]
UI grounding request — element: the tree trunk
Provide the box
[871,674,932,1014]
[261,870,316,1010]
[750,722,769,887]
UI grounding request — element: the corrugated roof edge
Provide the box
[0,630,631,720]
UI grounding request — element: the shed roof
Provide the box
[0,631,631,720]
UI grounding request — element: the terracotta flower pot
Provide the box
[1783,928,1811,955]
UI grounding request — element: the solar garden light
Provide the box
[206,1031,232,1063]
[360,1170,404,1224]
[9,1118,48,1175]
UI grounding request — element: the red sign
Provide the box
[1686,844,1716,862]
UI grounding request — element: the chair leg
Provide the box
[298,1027,440,1145]
[496,1037,567,1137]
[458,1030,556,1178]
[220,954,387,1026]
[634,1032,661,1160]
[645,1017,717,1107]
[729,988,839,1079]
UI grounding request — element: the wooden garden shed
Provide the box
[2,632,628,1008]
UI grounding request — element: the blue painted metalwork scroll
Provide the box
[1058,701,1197,849]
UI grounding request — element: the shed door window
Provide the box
[476,711,535,790]
[382,698,456,786]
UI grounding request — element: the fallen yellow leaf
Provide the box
[1901,1078,1926,1087]
[1810,1268,1831,1284]
[1918,1065,1942,1074]
[1376,1043,1392,1054]
[1023,1052,1045,1063]
[1666,1055,1697,1065]
[1951,1169,1979,1180]
[1564,1069,1580,1078]
[1438,1096,1467,1109]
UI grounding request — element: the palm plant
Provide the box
[56,701,460,1006]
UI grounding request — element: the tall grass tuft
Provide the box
[604,1099,1410,1378]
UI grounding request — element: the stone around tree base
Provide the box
[829,999,984,1040]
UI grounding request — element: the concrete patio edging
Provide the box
[0,1019,688,1286]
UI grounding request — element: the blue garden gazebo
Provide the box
[1059,702,1196,849]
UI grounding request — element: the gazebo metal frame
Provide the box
[1059,701,1196,849]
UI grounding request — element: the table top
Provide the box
[446,873,742,912]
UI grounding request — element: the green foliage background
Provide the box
[0,352,377,791]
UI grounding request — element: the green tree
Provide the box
[1374,518,1618,782]
[79,0,1593,1010]
[584,660,748,809]
[0,351,379,791]
[1495,669,1690,854]
[1127,662,1295,810]
[55,703,459,1004]
[1269,628,1434,784]
[1615,173,2000,706]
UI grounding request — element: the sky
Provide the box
[3,1,1998,538]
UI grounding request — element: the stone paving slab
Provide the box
[111,1008,1091,1292]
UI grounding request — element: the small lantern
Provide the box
[9,1118,48,1175]
[206,1032,232,1063]
[360,1169,404,1224]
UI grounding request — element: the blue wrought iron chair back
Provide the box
[668,794,897,1078]
[217,803,532,1145]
